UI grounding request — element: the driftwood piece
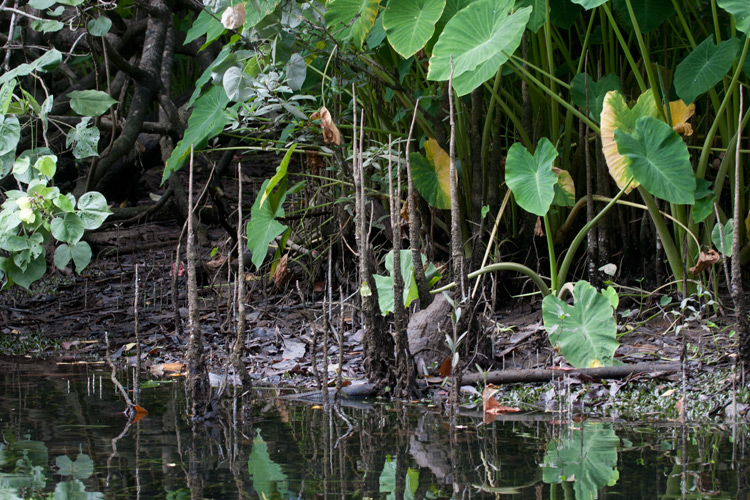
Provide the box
[462,362,683,385]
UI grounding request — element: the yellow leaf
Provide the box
[664,100,695,136]
[424,138,452,201]
[123,342,136,351]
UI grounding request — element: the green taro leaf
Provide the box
[614,116,695,205]
[717,0,750,34]
[515,0,546,32]
[374,250,442,315]
[67,90,118,117]
[88,16,112,37]
[712,219,734,255]
[0,115,21,156]
[568,0,607,8]
[570,73,622,122]
[66,117,100,158]
[542,280,619,368]
[51,213,85,245]
[692,178,714,223]
[612,0,674,33]
[674,36,740,104]
[428,0,530,95]
[326,0,380,48]
[77,191,112,229]
[163,85,229,182]
[383,0,446,58]
[543,422,620,500]
[505,137,558,216]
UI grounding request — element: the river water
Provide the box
[0,357,747,499]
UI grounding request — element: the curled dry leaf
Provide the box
[221,3,246,30]
[665,100,695,136]
[534,217,544,237]
[273,253,292,289]
[482,384,520,424]
[689,248,720,275]
[310,107,341,145]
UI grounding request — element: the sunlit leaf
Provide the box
[542,281,619,368]
[428,0,530,95]
[614,116,695,205]
[505,137,558,216]
[383,0,446,58]
[326,0,380,48]
[717,0,750,34]
[600,89,659,193]
[665,100,695,136]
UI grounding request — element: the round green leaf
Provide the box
[54,243,72,270]
[88,16,112,37]
[67,90,118,117]
[71,241,92,273]
[717,0,750,34]
[51,213,85,245]
[428,0,530,95]
[0,115,20,156]
[383,0,446,58]
[674,36,740,104]
[542,281,619,368]
[614,116,695,205]
[326,0,380,48]
[77,191,111,229]
[505,138,558,216]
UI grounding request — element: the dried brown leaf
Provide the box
[311,106,341,145]
[689,248,720,275]
[221,3,246,29]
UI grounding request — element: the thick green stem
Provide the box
[544,214,558,293]
[638,187,684,284]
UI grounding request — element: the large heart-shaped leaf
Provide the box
[325,0,380,48]
[426,0,475,51]
[515,0,546,32]
[614,116,695,205]
[383,0,445,58]
[543,422,620,500]
[570,73,622,121]
[600,89,659,193]
[184,9,225,45]
[428,0,530,95]
[612,0,674,33]
[717,0,750,34]
[505,137,558,216]
[542,280,619,368]
[67,90,118,117]
[374,250,442,316]
[163,85,229,183]
[674,36,740,104]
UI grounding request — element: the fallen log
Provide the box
[461,362,683,385]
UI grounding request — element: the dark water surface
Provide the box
[1,357,748,499]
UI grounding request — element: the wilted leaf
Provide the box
[438,357,451,377]
[273,253,293,288]
[552,166,575,207]
[483,384,520,424]
[689,248,720,275]
[311,107,341,145]
[221,3,246,29]
[665,100,695,136]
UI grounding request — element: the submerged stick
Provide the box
[461,362,682,385]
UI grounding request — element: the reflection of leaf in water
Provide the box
[0,440,48,468]
[53,479,104,500]
[247,429,291,499]
[543,422,620,499]
[404,468,419,500]
[1,464,46,497]
[56,453,94,480]
[379,456,396,500]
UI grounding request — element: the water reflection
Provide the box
[0,357,749,499]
